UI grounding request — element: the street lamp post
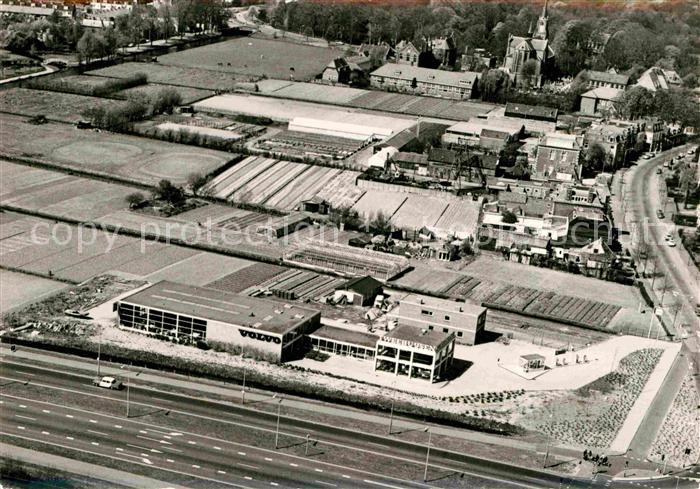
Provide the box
[274,396,282,449]
[121,364,139,418]
[305,434,310,456]
[96,327,102,377]
[388,388,396,435]
[423,428,432,483]
[241,368,246,405]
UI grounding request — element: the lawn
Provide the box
[156,37,345,81]
[0,114,235,185]
[0,88,127,122]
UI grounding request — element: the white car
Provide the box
[92,376,124,390]
[665,238,677,247]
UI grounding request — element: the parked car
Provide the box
[665,238,676,247]
[642,154,651,160]
[92,376,123,390]
[64,309,90,319]
[656,210,665,219]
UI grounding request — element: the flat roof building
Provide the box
[393,294,487,345]
[308,324,378,360]
[375,324,454,382]
[115,281,320,362]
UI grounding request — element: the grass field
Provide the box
[0,114,234,185]
[0,270,68,313]
[0,88,127,122]
[87,62,255,90]
[156,37,345,81]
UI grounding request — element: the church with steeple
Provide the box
[502,0,555,87]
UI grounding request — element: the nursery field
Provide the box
[262,81,367,104]
[242,268,346,302]
[116,83,215,104]
[87,62,254,90]
[156,37,345,81]
[352,190,407,220]
[257,130,367,159]
[203,156,362,211]
[1,161,134,221]
[433,199,481,239]
[0,88,127,122]
[206,262,288,293]
[0,270,68,313]
[0,114,235,185]
[144,251,252,286]
[390,195,449,231]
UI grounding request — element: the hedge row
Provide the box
[29,73,147,98]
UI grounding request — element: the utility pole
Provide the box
[423,428,432,483]
[241,368,246,405]
[274,396,282,449]
[96,328,101,377]
[388,387,396,435]
[305,434,310,456]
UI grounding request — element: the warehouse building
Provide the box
[375,325,455,382]
[393,294,487,345]
[115,281,320,362]
[288,117,393,142]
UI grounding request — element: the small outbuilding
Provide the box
[519,353,546,371]
[335,275,383,306]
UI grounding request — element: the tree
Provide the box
[584,143,608,175]
[367,211,392,235]
[613,86,654,120]
[125,192,146,208]
[501,210,518,224]
[150,87,182,115]
[519,59,539,88]
[479,69,510,103]
[187,172,208,196]
[153,179,186,207]
[328,206,361,230]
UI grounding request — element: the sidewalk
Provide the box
[0,442,186,489]
[1,346,536,453]
[608,343,682,453]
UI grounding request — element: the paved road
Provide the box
[2,359,698,488]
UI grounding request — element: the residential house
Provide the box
[391,152,429,177]
[636,67,682,92]
[428,37,456,68]
[502,0,555,87]
[394,40,420,66]
[643,118,666,152]
[584,120,646,170]
[358,42,393,68]
[485,177,552,198]
[534,133,584,182]
[321,57,369,85]
[580,87,622,116]
[370,64,480,100]
[567,238,616,279]
[581,69,630,90]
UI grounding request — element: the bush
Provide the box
[29,72,147,97]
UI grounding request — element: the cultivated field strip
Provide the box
[253,162,311,204]
[266,167,340,210]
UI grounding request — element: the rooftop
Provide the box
[371,63,479,89]
[540,133,582,150]
[505,103,558,122]
[381,324,454,350]
[118,281,319,335]
[340,275,383,296]
[309,324,378,349]
[401,293,486,317]
[582,86,622,101]
[584,70,630,86]
[394,151,429,165]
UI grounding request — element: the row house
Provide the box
[580,70,630,90]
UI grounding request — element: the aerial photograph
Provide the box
[0,0,698,487]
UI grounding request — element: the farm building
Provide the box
[114,281,320,362]
[393,294,487,345]
[256,212,311,239]
[375,324,455,382]
[442,120,523,151]
[334,275,383,306]
[289,117,393,142]
[299,197,330,214]
[370,64,480,100]
[284,240,410,281]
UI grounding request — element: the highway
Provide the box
[1,358,698,488]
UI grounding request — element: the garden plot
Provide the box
[266,167,341,211]
[194,94,416,134]
[390,195,448,231]
[156,37,345,81]
[0,88,127,122]
[115,84,215,104]
[269,82,367,104]
[87,62,255,90]
[432,199,481,239]
[463,256,641,309]
[347,91,398,110]
[1,114,234,186]
[113,244,198,276]
[230,160,298,202]
[437,100,496,121]
[389,265,464,294]
[248,162,310,205]
[0,160,70,201]
[206,262,288,293]
[204,156,279,199]
[352,190,407,220]
[400,96,453,116]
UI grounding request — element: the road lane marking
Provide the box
[237,463,258,470]
[188,441,197,445]
[137,435,172,445]
[91,442,99,446]
[114,425,122,429]
[270,483,278,486]
[87,430,109,436]
[41,431,50,435]
[315,469,323,473]
[17,426,25,430]
[315,481,336,487]
[42,410,50,414]
[139,430,148,434]
[192,465,200,469]
[214,446,222,450]
[15,415,36,421]
[289,463,298,467]
[217,470,226,474]
[341,475,351,479]
[19,404,26,408]
[237,451,246,456]
[66,436,74,440]
[244,477,253,481]
[2,430,252,488]
[142,458,152,465]
[89,420,98,424]
[264,457,272,462]
[65,415,73,418]
[166,459,174,463]
[363,480,406,489]
[115,448,124,452]
[0,392,536,489]
[162,446,183,453]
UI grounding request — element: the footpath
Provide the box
[0,442,186,488]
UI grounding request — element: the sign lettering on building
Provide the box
[239,329,281,344]
[381,336,435,352]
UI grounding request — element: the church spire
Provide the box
[542,0,548,19]
[534,0,549,40]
